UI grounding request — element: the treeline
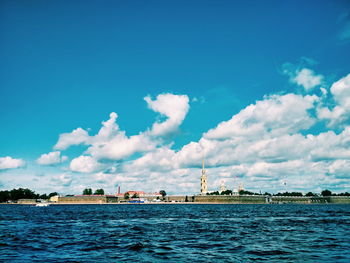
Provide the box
[0,188,58,203]
[274,190,350,197]
[207,189,350,197]
[82,188,105,195]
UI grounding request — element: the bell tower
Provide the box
[200,159,208,195]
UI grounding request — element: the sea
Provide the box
[0,204,349,262]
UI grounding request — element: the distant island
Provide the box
[1,187,350,204]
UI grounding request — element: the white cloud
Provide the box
[330,73,350,105]
[204,93,317,140]
[54,94,189,161]
[36,82,350,194]
[291,68,323,91]
[145,93,190,136]
[54,127,90,150]
[87,131,156,160]
[37,151,68,165]
[0,156,25,170]
[57,173,73,187]
[70,156,102,173]
[318,73,350,126]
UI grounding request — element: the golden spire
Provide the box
[200,156,208,195]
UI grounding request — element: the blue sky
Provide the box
[1,0,350,195]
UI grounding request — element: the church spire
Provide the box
[200,157,208,195]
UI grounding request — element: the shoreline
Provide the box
[2,202,350,205]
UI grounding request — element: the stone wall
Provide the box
[17,199,37,204]
[57,195,119,204]
[194,195,266,203]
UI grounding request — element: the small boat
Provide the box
[35,202,50,207]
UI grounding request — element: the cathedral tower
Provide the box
[200,159,208,195]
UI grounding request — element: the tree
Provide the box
[94,189,104,195]
[275,192,303,197]
[321,189,332,196]
[305,192,315,197]
[0,190,10,203]
[239,190,255,195]
[48,192,58,198]
[39,194,48,199]
[9,188,39,200]
[132,193,139,198]
[83,188,92,195]
[221,190,233,195]
[124,192,130,200]
[159,190,167,198]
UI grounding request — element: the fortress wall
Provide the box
[17,199,37,204]
[166,196,194,202]
[58,196,107,203]
[270,196,311,204]
[329,196,350,203]
[194,195,266,203]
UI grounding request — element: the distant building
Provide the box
[125,190,146,197]
[220,180,226,193]
[200,159,208,195]
[122,190,162,199]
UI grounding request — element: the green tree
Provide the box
[39,194,48,199]
[124,192,130,200]
[83,188,92,195]
[321,189,332,196]
[305,192,315,197]
[9,188,39,200]
[239,190,255,195]
[132,193,139,198]
[221,190,233,195]
[0,190,10,202]
[159,190,167,198]
[94,189,105,195]
[48,192,58,198]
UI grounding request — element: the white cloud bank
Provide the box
[9,69,349,194]
[52,93,190,174]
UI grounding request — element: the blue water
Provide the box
[0,204,349,262]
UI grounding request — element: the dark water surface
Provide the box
[0,204,350,262]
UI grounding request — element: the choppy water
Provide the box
[0,204,350,262]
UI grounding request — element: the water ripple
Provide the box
[0,204,349,262]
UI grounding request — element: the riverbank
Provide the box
[2,195,350,205]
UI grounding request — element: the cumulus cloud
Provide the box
[144,93,190,136]
[54,127,90,150]
[70,156,102,173]
[0,156,25,170]
[291,68,323,91]
[204,93,317,140]
[37,151,68,165]
[318,73,350,126]
[57,174,73,187]
[51,173,73,187]
[85,112,156,160]
[45,81,350,194]
[54,94,189,162]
